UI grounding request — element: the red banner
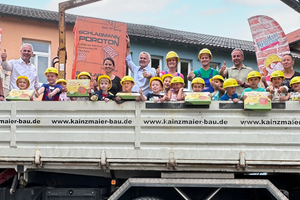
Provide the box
[248,15,290,83]
[72,17,127,81]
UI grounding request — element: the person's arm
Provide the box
[0,79,4,101]
[187,68,195,81]
[177,88,184,101]
[280,93,290,101]
[139,87,147,101]
[36,86,45,98]
[33,74,40,90]
[1,49,13,71]
[48,87,61,99]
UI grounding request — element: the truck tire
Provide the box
[132,197,164,200]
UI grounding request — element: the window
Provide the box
[177,60,191,91]
[23,40,51,83]
[210,62,220,70]
[150,56,162,71]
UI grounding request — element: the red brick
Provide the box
[261,16,273,24]
[257,58,265,66]
[272,21,279,27]
[278,45,290,53]
[249,19,259,26]
[279,31,286,38]
[257,48,277,58]
[263,26,283,35]
[252,31,265,39]
[256,37,265,43]
[251,24,265,32]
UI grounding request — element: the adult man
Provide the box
[1,43,40,91]
[126,35,156,95]
[219,48,253,97]
[187,48,219,92]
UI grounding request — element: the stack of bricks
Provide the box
[248,15,290,73]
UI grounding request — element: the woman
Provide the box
[281,54,300,92]
[160,51,184,79]
[94,58,122,95]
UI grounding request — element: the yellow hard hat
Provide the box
[166,51,179,62]
[16,76,30,89]
[170,77,185,86]
[77,71,91,79]
[56,79,67,84]
[270,70,285,80]
[97,75,112,90]
[198,48,213,60]
[223,78,238,88]
[191,77,205,87]
[120,76,135,86]
[290,76,300,87]
[264,54,282,68]
[210,75,224,82]
[44,68,58,76]
[149,77,163,91]
[162,74,173,82]
[247,71,261,82]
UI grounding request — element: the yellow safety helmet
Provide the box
[198,48,213,60]
[264,54,282,68]
[162,74,173,82]
[170,77,185,86]
[210,75,224,82]
[120,76,135,86]
[16,76,30,89]
[56,79,67,84]
[166,51,179,62]
[44,67,58,76]
[77,71,91,79]
[290,76,300,87]
[247,71,261,82]
[223,78,238,88]
[191,77,205,87]
[97,75,112,90]
[270,70,285,80]
[149,77,163,91]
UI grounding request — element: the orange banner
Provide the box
[72,17,127,81]
[248,15,290,83]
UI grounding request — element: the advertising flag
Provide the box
[72,17,127,81]
[248,15,290,83]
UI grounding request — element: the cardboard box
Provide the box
[185,92,211,105]
[6,89,34,101]
[244,92,271,111]
[116,93,140,100]
[67,79,90,97]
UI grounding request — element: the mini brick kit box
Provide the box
[185,92,211,105]
[67,79,90,97]
[6,89,34,101]
[244,92,271,111]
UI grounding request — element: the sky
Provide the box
[1,0,299,41]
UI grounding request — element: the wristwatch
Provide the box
[241,82,245,87]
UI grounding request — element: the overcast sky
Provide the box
[1,0,299,41]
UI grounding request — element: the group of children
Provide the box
[12,54,300,103]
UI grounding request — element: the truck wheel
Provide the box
[132,197,164,200]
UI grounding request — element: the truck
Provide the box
[0,100,300,200]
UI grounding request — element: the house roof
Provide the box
[0,3,299,58]
[287,28,300,44]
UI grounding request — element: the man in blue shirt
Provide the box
[126,35,156,95]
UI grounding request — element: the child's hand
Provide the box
[138,87,143,95]
[232,98,239,103]
[278,86,287,93]
[35,92,39,98]
[136,96,141,101]
[61,87,67,93]
[87,88,91,94]
[159,97,164,103]
[91,95,98,101]
[156,67,161,77]
[104,98,110,102]
[179,88,184,92]
[93,80,98,88]
[48,92,54,99]
[241,95,247,101]
[70,97,77,101]
[268,86,274,94]
[115,96,121,101]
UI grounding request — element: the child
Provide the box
[76,71,93,101]
[191,77,205,92]
[91,75,114,102]
[210,75,225,101]
[162,74,173,94]
[167,77,185,101]
[36,68,62,101]
[241,71,266,101]
[115,76,139,102]
[56,79,71,101]
[140,77,164,102]
[288,76,300,102]
[16,76,30,90]
[220,78,239,103]
[266,71,288,101]
[160,51,184,79]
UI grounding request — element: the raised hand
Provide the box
[142,68,149,78]
[1,49,7,62]
[187,67,195,80]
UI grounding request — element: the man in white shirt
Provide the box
[1,43,40,92]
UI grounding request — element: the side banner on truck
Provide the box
[72,17,127,81]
